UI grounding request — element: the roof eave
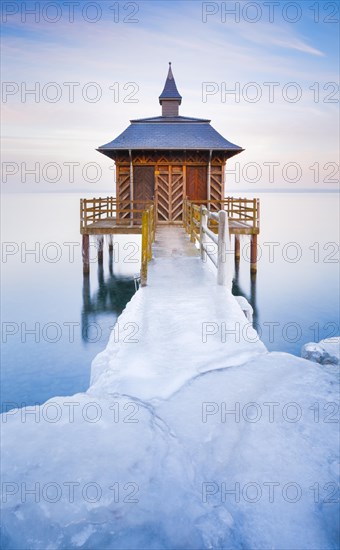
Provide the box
[97,147,244,155]
[130,117,210,123]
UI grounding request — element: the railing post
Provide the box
[253,199,256,230]
[200,206,208,261]
[80,199,83,233]
[147,208,152,261]
[190,205,195,242]
[189,202,193,234]
[151,204,156,242]
[154,203,157,240]
[141,210,149,286]
[217,210,231,287]
[184,199,188,230]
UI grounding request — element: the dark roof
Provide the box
[159,63,182,102]
[131,116,210,123]
[97,64,244,159]
[98,117,243,153]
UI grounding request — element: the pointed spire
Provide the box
[159,62,182,101]
[159,63,182,117]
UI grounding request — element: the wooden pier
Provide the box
[184,198,260,273]
[80,198,156,284]
[80,196,260,282]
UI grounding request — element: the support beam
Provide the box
[108,234,113,251]
[207,150,212,207]
[217,210,231,287]
[97,235,104,264]
[200,206,208,262]
[109,244,114,277]
[82,234,90,274]
[235,235,240,261]
[141,210,149,286]
[129,150,133,223]
[81,272,90,341]
[250,234,258,273]
[250,271,257,311]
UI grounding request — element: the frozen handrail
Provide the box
[199,206,232,288]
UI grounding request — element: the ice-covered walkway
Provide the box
[1,227,339,550]
[90,226,266,401]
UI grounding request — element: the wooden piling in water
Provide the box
[108,235,113,252]
[97,236,104,264]
[235,235,240,261]
[82,234,90,274]
[250,234,257,273]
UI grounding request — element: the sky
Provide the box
[1,0,339,192]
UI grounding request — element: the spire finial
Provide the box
[159,63,182,116]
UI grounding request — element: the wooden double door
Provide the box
[186,166,207,203]
[133,164,207,223]
[134,166,155,203]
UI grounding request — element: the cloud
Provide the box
[240,23,324,57]
[1,0,338,192]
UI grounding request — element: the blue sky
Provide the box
[1,0,339,191]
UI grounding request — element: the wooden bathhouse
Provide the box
[97,63,244,224]
[80,64,260,279]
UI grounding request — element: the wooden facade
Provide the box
[114,150,228,224]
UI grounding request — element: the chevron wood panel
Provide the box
[186,151,208,164]
[156,166,170,221]
[170,166,184,222]
[133,153,156,164]
[212,153,227,164]
[115,153,227,223]
[210,165,223,210]
[117,165,131,219]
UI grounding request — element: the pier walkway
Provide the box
[90,225,266,401]
[81,197,260,277]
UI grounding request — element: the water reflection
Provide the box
[81,252,135,343]
[232,258,258,327]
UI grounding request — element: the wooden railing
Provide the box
[80,197,155,286]
[141,206,155,287]
[201,207,232,287]
[184,197,260,234]
[80,197,155,232]
[186,204,232,288]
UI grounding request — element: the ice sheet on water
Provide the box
[1,352,339,549]
[302,336,340,366]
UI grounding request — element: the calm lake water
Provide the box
[1,192,339,412]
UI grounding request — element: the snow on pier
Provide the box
[90,226,265,401]
[1,227,339,550]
